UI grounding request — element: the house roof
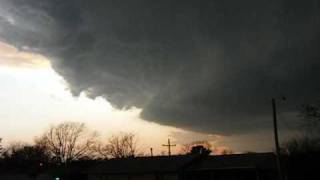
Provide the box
[87,155,201,174]
[186,152,277,171]
[87,153,277,175]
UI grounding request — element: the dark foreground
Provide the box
[0,152,319,180]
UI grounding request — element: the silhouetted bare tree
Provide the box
[180,141,213,155]
[283,101,320,154]
[189,145,212,155]
[38,122,98,164]
[300,101,320,137]
[97,132,138,159]
[283,137,320,155]
[221,149,233,155]
[2,142,51,170]
[0,138,3,156]
[2,142,26,156]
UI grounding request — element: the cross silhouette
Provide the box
[162,139,176,156]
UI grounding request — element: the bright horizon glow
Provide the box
[0,41,232,155]
[0,64,182,154]
[0,41,275,154]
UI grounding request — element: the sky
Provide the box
[0,0,319,154]
[0,41,219,154]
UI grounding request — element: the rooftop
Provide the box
[87,152,277,174]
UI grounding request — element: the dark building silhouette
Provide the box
[184,153,277,180]
[86,153,277,180]
[0,152,279,180]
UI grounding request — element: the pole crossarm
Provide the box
[162,139,176,156]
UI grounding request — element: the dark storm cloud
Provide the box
[1,0,319,134]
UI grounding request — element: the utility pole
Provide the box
[272,98,281,155]
[162,139,176,156]
[150,148,153,157]
[272,98,284,180]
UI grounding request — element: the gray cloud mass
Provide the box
[0,0,319,135]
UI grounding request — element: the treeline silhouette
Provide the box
[0,101,319,179]
[279,100,320,180]
[0,122,140,175]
